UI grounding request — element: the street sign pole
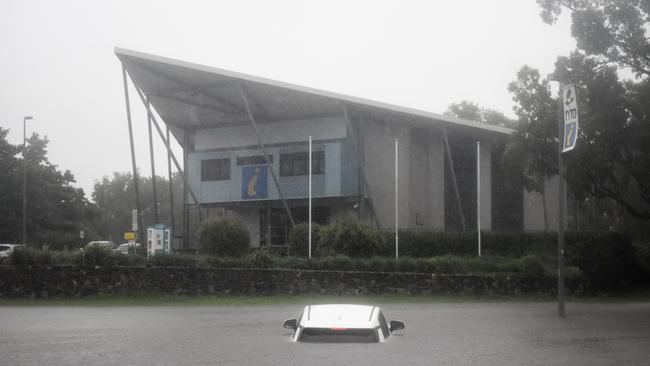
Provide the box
[557,83,578,317]
[558,110,566,318]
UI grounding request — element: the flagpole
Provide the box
[477,141,481,257]
[308,135,312,259]
[395,138,399,260]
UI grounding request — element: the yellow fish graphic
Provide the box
[247,167,261,197]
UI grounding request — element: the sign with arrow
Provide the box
[562,84,578,152]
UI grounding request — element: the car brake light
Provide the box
[330,328,347,331]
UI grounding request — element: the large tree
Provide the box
[91,172,183,243]
[0,128,97,248]
[538,0,649,77]
[503,0,650,223]
[446,101,517,128]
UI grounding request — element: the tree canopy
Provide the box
[503,0,650,221]
[0,127,97,248]
[446,101,517,128]
[92,171,182,243]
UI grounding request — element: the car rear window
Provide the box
[299,328,378,343]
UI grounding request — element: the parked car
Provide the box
[283,304,404,343]
[0,244,24,258]
[114,243,141,254]
[85,241,116,250]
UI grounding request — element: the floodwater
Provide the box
[1,302,649,365]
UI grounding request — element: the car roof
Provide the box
[299,304,380,329]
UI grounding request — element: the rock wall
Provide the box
[0,266,575,298]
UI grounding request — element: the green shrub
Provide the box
[198,217,250,257]
[516,255,547,278]
[319,218,385,257]
[203,256,249,268]
[397,257,418,272]
[288,223,321,257]
[428,255,470,274]
[568,232,641,291]
[148,253,199,267]
[366,256,397,272]
[78,245,115,266]
[10,247,64,266]
[245,251,274,268]
[387,230,597,258]
[634,239,650,281]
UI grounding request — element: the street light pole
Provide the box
[22,116,33,246]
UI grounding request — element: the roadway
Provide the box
[1,302,649,365]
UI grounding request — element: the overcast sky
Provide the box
[0,0,575,198]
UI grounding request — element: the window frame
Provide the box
[201,158,231,181]
[279,151,325,177]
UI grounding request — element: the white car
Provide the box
[114,243,141,254]
[85,241,115,250]
[0,244,24,258]
[283,304,404,343]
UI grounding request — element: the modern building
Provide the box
[116,48,551,248]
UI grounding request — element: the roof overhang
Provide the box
[115,47,512,147]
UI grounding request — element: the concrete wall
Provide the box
[360,119,410,229]
[479,142,492,230]
[359,119,448,230]
[409,129,445,230]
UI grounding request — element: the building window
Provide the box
[201,158,230,181]
[280,151,325,176]
[236,155,273,166]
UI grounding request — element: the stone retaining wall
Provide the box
[0,266,573,298]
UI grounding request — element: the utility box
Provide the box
[147,224,171,257]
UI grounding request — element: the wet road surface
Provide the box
[1,302,649,365]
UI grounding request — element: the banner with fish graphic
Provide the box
[241,165,267,199]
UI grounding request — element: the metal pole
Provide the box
[121,66,143,246]
[22,116,32,246]
[395,138,399,260]
[146,98,159,224]
[441,125,466,230]
[477,141,481,257]
[237,84,295,227]
[557,86,566,317]
[183,130,190,249]
[166,125,175,241]
[308,135,312,259]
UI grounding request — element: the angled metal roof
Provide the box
[115,47,512,143]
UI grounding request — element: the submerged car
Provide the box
[283,304,404,343]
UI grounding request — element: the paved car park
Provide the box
[1,302,649,365]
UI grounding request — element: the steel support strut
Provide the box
[341,104,381,229]
[121,65,144,244]
[146,97,160,224]
[166,125,176,238]
[128,82,204,221]
[237,84,295,228]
